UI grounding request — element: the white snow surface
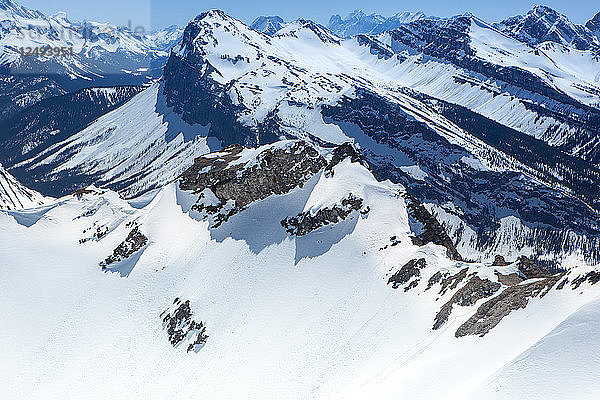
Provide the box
[1,147,600,399]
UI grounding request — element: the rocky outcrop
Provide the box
[161,298,208,353]
[571,271,600,289]
[517,256,552,279]
[179,141,327,227]
[497,6,599,51]
[492,255,509,266]
[455,274,563,337]
[324,142,366,177]
[99,224,148,268]
[404,193,462,260]
[438,268,469,295]
[281,194,364,236]
[388,258,426,290]
[433,276,500,330]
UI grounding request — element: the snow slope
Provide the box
[1,142,599,399]
[15,82,220,197]
[0,163,47,209]
[465,295,600,400]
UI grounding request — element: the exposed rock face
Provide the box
[492,255,509,266]
[587,13,600,38]
[433,276,500,330]
[438,268,469,295]
[388,258,426,289]
[455,274,563,337]
[324,142,366,177]
[571,271,600,289]
[497,6,599,51]
[495,271,523,286]
[517,256,552,279]
[250,16,285,35]
[161,298,208,353]
[403,193,462,260]
[179,141,327,227]
[281,194,364,236]
[99,225,148,268]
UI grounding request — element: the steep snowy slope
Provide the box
[0,163,46,209]
[465,295,600,400]
[1,141,599,400]
[13,83,219,197]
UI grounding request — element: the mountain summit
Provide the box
[496,5,600,50]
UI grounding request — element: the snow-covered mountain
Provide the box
[2,140,600,399]
[5,8,600,266]
[588,12,600,39]
[496,5,600,51]
[2,5,600,399]
[0,0,182,79]
[328,9,427,37]
[250,15,286,35]
[0,163,46,209]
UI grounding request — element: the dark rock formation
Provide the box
[388,258,426,289]
[433,276,500,330]
[495,271,523,286]
[161,298,208,353]
[99,225,148,268]
[456,274,563,337]
[281,194,364,236]
[324,142,366,177]
[492,255,509,266]
[571,271,600,289]
[438,268,469,295]
[426,270,447,291]
[403,193,462,260]
[517,256,552,279]
[179,141,326,227]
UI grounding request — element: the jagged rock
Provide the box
[426,271,447,291]
[492,255,509,266]
[324,142,366,177]
[517,256,552,279]
[99,225,148,268]
[179,141,327,227]
[495,271,523,286]
[281,194,364,236]
[438,268,469,295]
[571,271,600,289]
[161,298,208,353]
[403,193,462,261]
[388,258,426,289]
[433,276,500,330]
[455,274,563,337]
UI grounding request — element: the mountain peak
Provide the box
[250,15,285,35]
[328,9,426,37]
[497,5,599,50]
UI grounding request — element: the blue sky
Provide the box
[19,0,599,30]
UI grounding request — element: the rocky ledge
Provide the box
[281,194,365,236]
[161,298,208,353]
[179,141,327,227]
[455,274,563,337]
[99,223,148,269]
